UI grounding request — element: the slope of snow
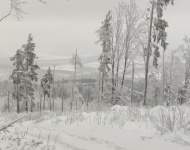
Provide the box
[0,106,190,150]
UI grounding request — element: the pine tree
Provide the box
[10,49,25,113]
[10,34,39,113]
[97,10,112,98]
[22,34,39,112]
[143,0,174,106]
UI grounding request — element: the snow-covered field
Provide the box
[0,106,190,150]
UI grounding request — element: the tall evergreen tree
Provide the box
[10,34,39,113]
[97,10,112,97]
[143,0,174,106]
[10,49,25,113]
[22,34,39,112]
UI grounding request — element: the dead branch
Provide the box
[0,113,31,132]
[0,3,13,22]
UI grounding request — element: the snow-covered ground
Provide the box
[0,106,190,150]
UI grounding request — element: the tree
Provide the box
[40,67,53,111]
[41,75,49,110]
[119,0,145,91]
[175,36,190,104]
[10,49,25,113]
[147,72,161,106]
[69,49,83,110]
[111,5,125,103]
[181,36,190,88]
[143,0,174,106]
[10,34,39,113]
[67,81,84,112]
[70,49,83,80]
[57,79,68,112]
[96,10,112,98]
[82,84,94,111]
[22,34,39,112]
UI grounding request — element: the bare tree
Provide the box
[111,6,124,102]
[119,0,145,90]
[70,49,83,81]
[181,36,190,87]
[69,49,83,111]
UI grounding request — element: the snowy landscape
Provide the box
[1,0,190,150]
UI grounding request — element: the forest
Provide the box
[0,0,190,150]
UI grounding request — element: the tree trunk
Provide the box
[111,54,115,103]
[40,94,42,114]
[70,87,74,112]
[143,1,155,106]
[16,82,20,113]
[62,95,64,112]
[162,49,165,103]
[87,100,89,111]
[98,73,101,109]
[43,94,45,110]
[25,91,28,112]
[52,65,55,111]
[7,91,10,112]
[169,53,174,103]
[115,56,120,87]
[131,61,135,106]
[31,97,33,112]
[101,72,104,94]
[121,51,128,90]
[76,99,78,110]
[26,101,28,112]
[49,88,51,111]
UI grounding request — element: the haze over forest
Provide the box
[1,1,190,150]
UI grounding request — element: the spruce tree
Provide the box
[10,49,25,113]
[22,34,39,112]
[97,10,112,97]
[10,34,39,113]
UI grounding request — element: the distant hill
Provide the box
[0,55,99,81]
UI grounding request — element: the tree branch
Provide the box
[0,3,13,22]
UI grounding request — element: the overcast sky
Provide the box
[0,0,190,59]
